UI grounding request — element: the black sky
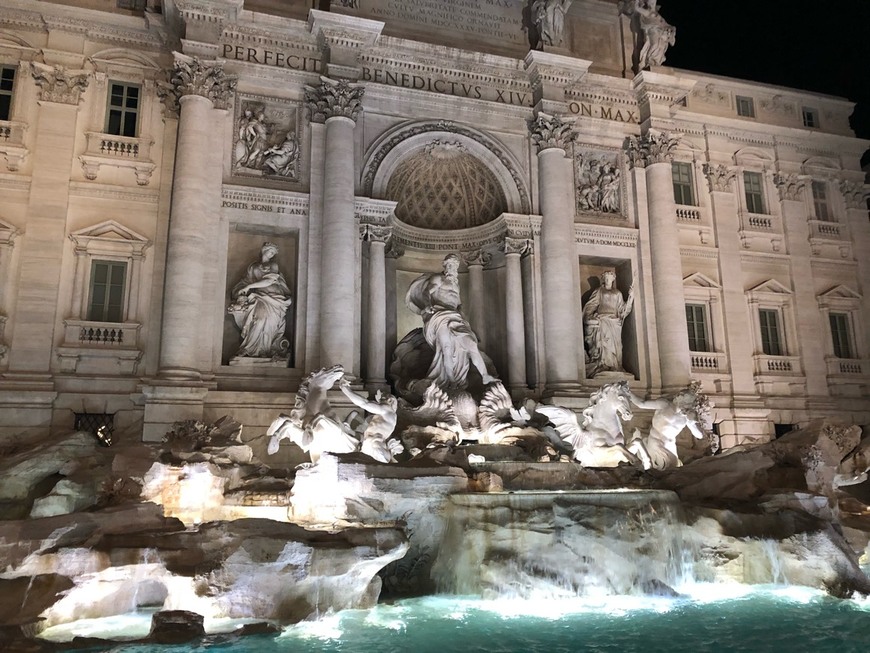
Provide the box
[659,0,870,164]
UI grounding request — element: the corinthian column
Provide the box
[306,77,364,372]
[362,225,390,387]
[462,249,491,350]
[628,131,690,390]
[502,237,530,393]
[530,112,582,393]
[158,54,235,380]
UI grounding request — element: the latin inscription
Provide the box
[221,44,321,72]
[362,0,526,45]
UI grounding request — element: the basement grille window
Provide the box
[74,412,115,446]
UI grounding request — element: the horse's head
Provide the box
[311,364,345,390]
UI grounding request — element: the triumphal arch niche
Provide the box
[362,121,536,394]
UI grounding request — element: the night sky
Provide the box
[659,0,870,165]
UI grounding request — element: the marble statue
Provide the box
[228,242,293,360]
[405,253,496,390]
[583,270,635,377]
[266,365,359,464]
[620,0,675,69]
[262,132,299,177]
[532,0,574,48]
[626,381,713,470]
[339,378,404,463]
[237,110,270,169]
[538,404,638,469]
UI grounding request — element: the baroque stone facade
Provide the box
[0,0,868,447]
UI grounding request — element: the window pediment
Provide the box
[69,220,150,256]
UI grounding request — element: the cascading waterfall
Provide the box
[431,489,697,599]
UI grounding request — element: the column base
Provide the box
[140,382,209,442]
[156,366,203,382]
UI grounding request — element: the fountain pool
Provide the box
[44,585,870,653]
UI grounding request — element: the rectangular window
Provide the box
[830,312,853,359]
[0,65,15,121]
[743,171,765,214]
[685,304,709,352]
[802,107,819,128]
[671,162,695,206]
[736,95,755,118]
[759,308,783,356]
[87,261,127,323]
[105,82,140,137]
[812,181,831,221]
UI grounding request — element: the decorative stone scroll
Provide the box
[501,237,531,257]
[625,132,679,169]
[773,173,808,202]
[840,180,869,210]
[304,76,365,124]
[461,248,493,268]
[703,163,737,193]
[30,62,89,105]
[170,53,237,110]
[233,99,300,181]
[575,150,621,214]
[529,112,575,152]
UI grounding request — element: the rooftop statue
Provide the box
[626,381,714,470]
[404,253,496,391]
[582,270,635,378]
[227,242,293,360]
[532,0,574,48]
[619,0,676,70]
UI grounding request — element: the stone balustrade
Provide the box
[690,352,727,372]
[80,131,155,185]
[675,206,701,222]
[753,354,802,376]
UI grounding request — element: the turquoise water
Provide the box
[61,586,870,653]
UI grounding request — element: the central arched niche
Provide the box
[384,140,507,230]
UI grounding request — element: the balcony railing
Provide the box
[741,212,774,231]
[826,357,868,377]
[753,354,802,376]
[690,352,728,372]
[0,119,28,171]
[63,320,140,348]
[80,132,155,185]
[807,219,844,241]
[676,206,701,222]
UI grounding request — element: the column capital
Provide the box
[703,163,737,193]
[626,131,679,169]
[360,224,392,244]
[773,173,809,202]
[839,179,869,210]
[305,76,365,124]
[501,237,532,257]
[529,111,575,153]
[461,249,493,268]
[169,53,237,110]
[30,62,89,105]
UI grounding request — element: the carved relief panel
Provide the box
[574,148,623,217]
[232,96,300,182]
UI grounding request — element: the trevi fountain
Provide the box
[2,254,870,652]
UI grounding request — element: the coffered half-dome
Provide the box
[385,140,508,230]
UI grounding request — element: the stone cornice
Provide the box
[391,214,509,253]
[354,197,397,226]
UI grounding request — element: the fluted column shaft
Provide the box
[646,159,691,389]
[365,231,388,385]
[503,240,528,391]
[158,93,216,379]
[537,146,581,389]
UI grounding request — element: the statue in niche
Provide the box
[262,132,299,178]
[619,0,675,70]
[339,378,404,463]
[625,381,714,470]
[576,156,621,214]
[532,0,574,48]
[227,242,293,360]
[405,253,496,391]
[583,270,635,377]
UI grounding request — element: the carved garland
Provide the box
[362,120,531,214]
